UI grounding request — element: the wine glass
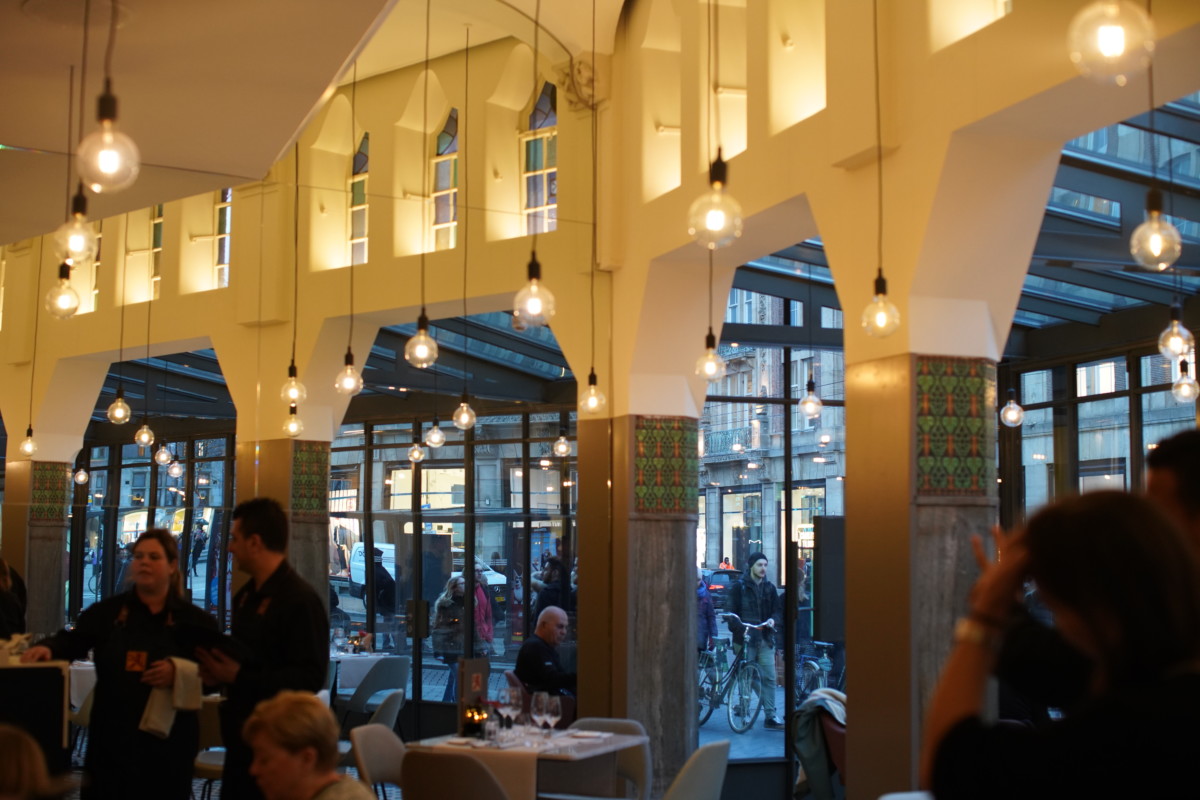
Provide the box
[545,694,562,733]
[504,688,523,732]
[531,691,550,739]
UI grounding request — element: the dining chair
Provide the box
[193,698,225,800]
[68,686,94,762]
[661,740,729,800]
[338,689,406,768]
[350,723,407,798]
[335,655,410,729]
[401,750,511,800]
[538,717,650,800]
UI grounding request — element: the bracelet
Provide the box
[953,617,1000,649]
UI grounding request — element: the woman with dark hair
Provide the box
[0,556,25,638]
[23,529,217,799]
[922,491,1200,798]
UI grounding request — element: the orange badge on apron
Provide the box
[125,650,148,671]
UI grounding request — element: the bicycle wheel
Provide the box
[727,663,763,733]
[797,660,822,704]
[697,653,717,725]
[88,573,99,594]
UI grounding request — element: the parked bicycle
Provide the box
[697,613,772,733]
[795,639,843,706]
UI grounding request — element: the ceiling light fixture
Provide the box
[1000,388,1025,428]
[336,65,365,396]
[580,0,606,417]
[74,467,90,485]
[798,269,821,419]
[425,416,446,448]
[689,0,742,249]
[77,1,140,193]
[455,28,478,431]
[695,250,727,382]
[107,201,130,424]
[553,429,571,458]
[281,145,308,406]
[861,0,900,338]
[513,0,557,328]
[284,403,304,437]
[408,422,427,464]
[1066,0,1155,87]
[135,258,155,452]
[154,444,173,466]
[408,7,441,368]
[167,460,184,478]
[1158,303,1194,359]
[1172,359,1198,403]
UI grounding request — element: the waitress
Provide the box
[24,529,217,799]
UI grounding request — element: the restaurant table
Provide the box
[407,730,649,800]
[331,652,386,691]
[0,659,70,773]
[69,661,96,708]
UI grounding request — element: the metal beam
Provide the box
[1027,262,1178,305]
[1016,296,1103,325]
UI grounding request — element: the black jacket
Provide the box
[727,571,778,647]
[515,633,576,695]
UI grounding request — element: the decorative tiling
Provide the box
[634,416,699,515]
[29,461,71,523]
[915,356,997,497]
[291,440,330,522]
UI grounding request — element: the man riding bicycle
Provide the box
[727,551,784,730]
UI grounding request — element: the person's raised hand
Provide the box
[967,525,1029,627]
[195,647,240,684]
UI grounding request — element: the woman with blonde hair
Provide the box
[22,529,216,799]
[243,691,374,800]
[0,723,51,798]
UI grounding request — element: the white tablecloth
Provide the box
[69,661,96,708]
[431,740,539,800]
[333,653,385,690]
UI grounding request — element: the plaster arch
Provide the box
[307,94,358,270]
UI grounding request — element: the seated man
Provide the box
[515,606,576,695]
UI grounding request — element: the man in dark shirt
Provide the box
[515,606,576,695]
[196,498,328,800]
[727,551,783,729]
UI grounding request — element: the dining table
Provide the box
[406,729,649,800]
[330,651,387,691]
[68,660,97,708]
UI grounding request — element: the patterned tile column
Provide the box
[27,462,73,634]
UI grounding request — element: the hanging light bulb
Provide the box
[281,362,308,403]
[580,369,607,415]
[19,426,37,458]
[862,268,901,338]
[74,467,90,485]
[425,417,446,448]
[53,192,98,270]
[1000,389,1025,428]
[800,379,823,420]
[1158,305,1194,360]
[167,460,184,478]
[695,328,727,382]
[553,435,571,458]
[514,252,556,328]
[77,80,141,193]
[284,403,304,437]
[511,311,528,333]
[107,388,131,424]
[153,444,173,466]
[688,149,744,250]
[405,312,439,368]
[1066,0,1155,87]
[408,442,426,463]
[1130,189,1182,271]
[1173,359,1199,402]
[453,393,477,431]
[134,422,155,449]
[45,263,81,319]
[334,349,364,396]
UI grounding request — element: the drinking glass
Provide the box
[531,691,550,739]
[545,694,562,732]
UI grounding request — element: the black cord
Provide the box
[103,0,117,80]
[65,66,74,220]
[589,0,598,372]
[873,0,884,275]
[531,0,542,251]
[348,63,358,349]
[463,27,471,394]
[292,143,300,364]
[29,239,45,428]
[79,0,90,146]
[420,0,431,312]
[713,0,721,153]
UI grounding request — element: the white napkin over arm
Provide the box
[138,657,202,738]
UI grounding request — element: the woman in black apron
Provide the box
[24,529,217,799]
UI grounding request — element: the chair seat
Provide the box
[364,688,403,713]
[337,739,354,767]
[194,749,226,780]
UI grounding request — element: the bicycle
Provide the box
[796,639,843,706]
[697,613,772,733]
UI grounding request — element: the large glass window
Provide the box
[522,84,557,235]
[350,133,369,265]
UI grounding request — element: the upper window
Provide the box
[522,83,557,235]
[151,204,163,299]
[214,188,232,288]
[350,133,369,266]
[432,110,459,252]
[0,247,6,330]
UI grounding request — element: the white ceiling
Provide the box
[0,0,625,247]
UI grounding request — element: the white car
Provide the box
[347,542,506,605]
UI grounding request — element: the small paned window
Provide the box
[215,188,232,288]
[432,110,459,251]
[350,133,369,266]
[521,84,557,235]
[151,204,163,299]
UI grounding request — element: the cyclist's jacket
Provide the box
[727,573,778,647]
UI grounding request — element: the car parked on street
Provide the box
[706,568,742,610]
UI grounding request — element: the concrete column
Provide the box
[233,438,330,606]
[1,461,72,634]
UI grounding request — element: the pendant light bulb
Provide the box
[167,461,184,478]
[408,443,426,464]
[514,253,556,328]
[74,467,90,485]
[695,329,727,382]
[77,83,141,193]
[800,380,823,420]
[688,151,744,250]
[862,269,901,338]
[404,313,439,368]
[425,418,446,448]
[334,349,364,396]
[1158,307,1194,360]
[1066,0,1155,87]
[281,362,308,403]
[1130,190,1182,271]
[134,423,155,448]
[453,395,477,431]
[107,389,131,424]
[553,435,572,458]
[284,404,304,437]
[154,444,173,466]
[580,369,607,415]
[1000,390,1025,428]
[53,194,98,269]
[45,263,82,319]
[19,426,37,458]
[1173,360,1199,403]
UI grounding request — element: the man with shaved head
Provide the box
[515,605,576,695]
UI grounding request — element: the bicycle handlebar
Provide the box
[721,612,773,630]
